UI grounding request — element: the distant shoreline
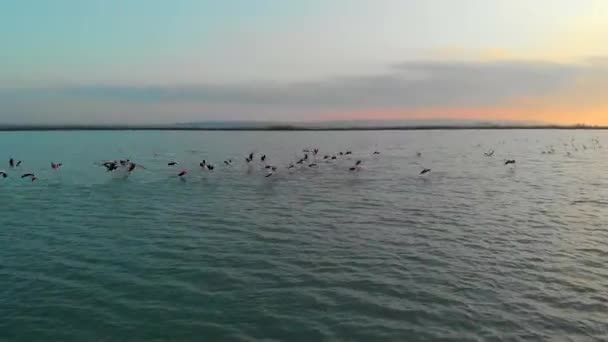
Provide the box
[0,125,606,132]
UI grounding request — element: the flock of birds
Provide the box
[0,148,389,182]
[1,136,603,183]
[0,158,52,182]
[111,149,380,180]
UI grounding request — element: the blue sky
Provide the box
[1,0,608,124]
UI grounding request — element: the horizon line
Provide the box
[0,124,606,132]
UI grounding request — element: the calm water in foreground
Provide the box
[1,130,607,341]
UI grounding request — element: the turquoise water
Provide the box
[1,130,607,341]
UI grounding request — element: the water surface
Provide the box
[1,130,607,341]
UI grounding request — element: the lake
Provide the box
[1,130,607,341]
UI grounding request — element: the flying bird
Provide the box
[21,173,37,182]
[265,166,277,177]
[102,161,118,172]
[349,160,362,171]
[420,168,431,175]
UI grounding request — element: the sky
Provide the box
[1,0,608,125]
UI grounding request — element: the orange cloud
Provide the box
[325,57,608,126]
[324,105,607,126]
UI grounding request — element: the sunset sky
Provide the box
[1,0,608,125]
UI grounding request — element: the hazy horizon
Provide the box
[2,1,608,125]
[3,117,603,129]
[0,117,557,127]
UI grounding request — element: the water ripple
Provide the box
[1,130,608,341]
